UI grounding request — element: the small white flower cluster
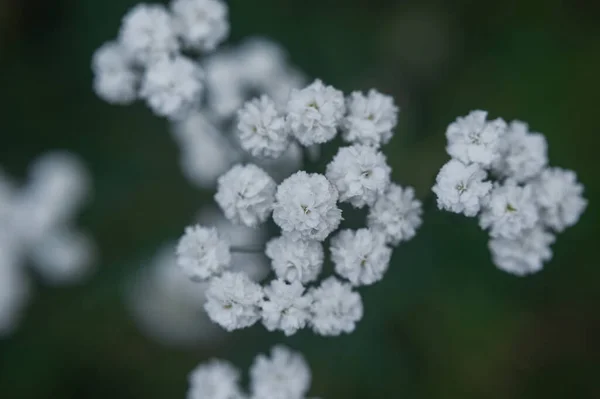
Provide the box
[175,80,422,337]
[187,345,317,399]
[128,206,269,347]
[0,152,94,336]
[92,0,229,118]
[433,112,587,275]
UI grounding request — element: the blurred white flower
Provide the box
[330,228,392,286]
[367,183,422,245]
[492,120,548,182]
[533,167,587,232]
[171,0,229,52]
[140,55,204,119]
[249,346,311,399]
[309,277,363,336]
[92,41,138,104]
[118,4,179,64]
[342,89,398,147]
[187,359,245,399]
[489,225,555,276]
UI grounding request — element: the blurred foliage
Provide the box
[1,0,599,398]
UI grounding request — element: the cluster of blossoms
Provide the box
[433,111,587,275]
[0,152,94,336]
[187,345,318,399]
[92,0,229,118]
[175,79,423,337]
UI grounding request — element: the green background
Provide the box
[1,0,598,398]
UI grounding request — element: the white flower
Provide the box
[479,181,539,239]
[286,79,345,146]
[489,226,555,276]
[171,111,240,189]
[118,4,179,64]
[237,95,290,158]
[493,120,548,182]
[127,244,221,347]
[330,229,391,286]
[342,89,398,147]
[204,271,263,331]
[272,172,342,241]
[265,236,323,283]
[249,346,311,399]
[260,279,311,336]
[176,225,231,281]
[215,164,277,227]
[532,167,587,232]
[30,228,95,285]
[92,41,137,105]
[187,360,245,399]
[367,183,422,245]
[171,0,229,52]
[326,145,391,208]
[139,55,204,118]
[446,110,507,167]
[432,159,492,217]
[309,277,363,336]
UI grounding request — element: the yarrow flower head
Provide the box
[326,145,391,208]
[204,271,263,331]
[260,279,311,336]
[342,89,398,147]
[367,183,422,245]
[533,167,587,232]
[170,0,229,52]
[493,120,548,182]
[139,55,204,119]
[489,225,555,276]
[176,224,231,281]
[272,171,342,241]
[187,359,245,399]
[309,277,363,336]
[330,228,392,286]
[265,236,323,284]
[479,180,539,239]
[432,159,492,217]
[118,4,179,65]
[446,110,507,167]
[91,41,137,105]
[286,79,345,146]
[237,95,290,159]
[215,164,276,227]
[249,345,311,399]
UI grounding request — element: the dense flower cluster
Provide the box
[433,112,587,275]
[188,345,316,399]
[173,79,421,338]
[92,0,229,118]
[0,152,94,336]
